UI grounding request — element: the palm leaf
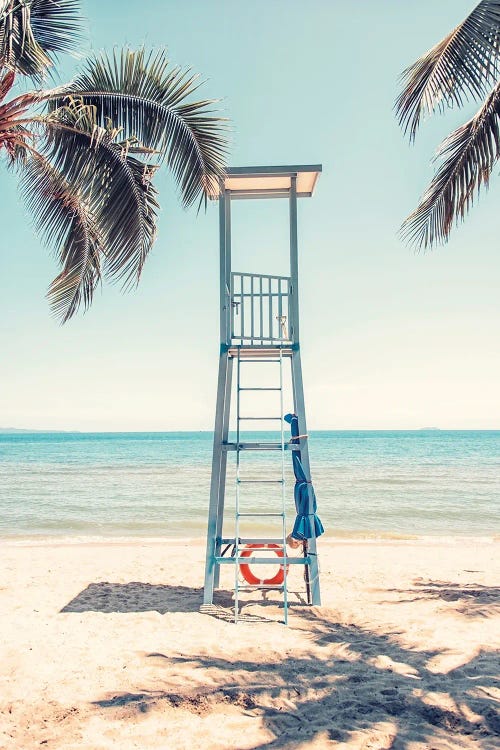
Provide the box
[0,0,82,80]
[16,149,103,322]
[0,68,14,101]
[42,98,159,283]
[112,142,160,288]
[0,84,39,159]
[396,0,500,140]
[401,79,500,247]
[0,0,50,77]
[49,48,228,207]
[10,97,160,320]
[29,0,82,55]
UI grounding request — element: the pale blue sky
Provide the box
[1,0,498,430]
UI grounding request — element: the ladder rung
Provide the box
[223,442,297,451]
[237,512,285,517]
[220,537,287,545]
[238,387,282,391]
[238,416,282,420]
[236,584,285,590]
[237,479,284,484]
[215,556,310,565]
[235,359,283,363]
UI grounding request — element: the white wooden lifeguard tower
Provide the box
[202,165,322,623]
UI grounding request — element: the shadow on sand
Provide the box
[381,579,500,619]
[60,582,233,614]
[88,608,499,748]
[60,581,309,621]
[59,580,500,749]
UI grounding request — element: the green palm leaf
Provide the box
[1,35,228,321]
[401,80,500,248]
[29,0,82,55]
[396,0,500,140]
[17,150,103,322]
[43,99,160,288]
[0,0,82,80]
[50,48,228,207]
[12,98,160,321]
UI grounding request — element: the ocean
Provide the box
[0,430,498,541]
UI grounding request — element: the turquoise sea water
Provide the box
[0,431,498,540]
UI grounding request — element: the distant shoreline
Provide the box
[0,428,77,434]
[1,428,500,434]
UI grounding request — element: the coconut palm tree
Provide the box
[0,0,227,321]
[395,0,500,248]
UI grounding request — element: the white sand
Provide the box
[0,538,498,749]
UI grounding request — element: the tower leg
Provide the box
[203,350,231,604]
[213,355,233,588]
[291,348,321,605]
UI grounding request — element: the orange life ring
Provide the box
[239,543,289,586]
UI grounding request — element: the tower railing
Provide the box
[230,271,293,345]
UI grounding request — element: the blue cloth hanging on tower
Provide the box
[284,413,324,540]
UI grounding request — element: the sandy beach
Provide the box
[0,538,498,750]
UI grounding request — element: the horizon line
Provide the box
[1,427,499,434]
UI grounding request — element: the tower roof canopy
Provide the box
[215,165,321,199]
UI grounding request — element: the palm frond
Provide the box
[396,0,500,140]
[401,79,500,248]
[16,149,103,322]
[0,68,14,101]
[0,0,82,81]
[3,92,159,320]
[29,0,82,55]
[0,0,50,78]
[49,48,228,207]
[112,141,160,288]
[42,98,159,287]
[0,85,39,159]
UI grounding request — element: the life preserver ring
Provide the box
[239,543,289,586]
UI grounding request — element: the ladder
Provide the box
[233,346,289,624]
[202,345,321,621]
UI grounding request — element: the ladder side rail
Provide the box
[234,348,242,622]
[279,348,289,624]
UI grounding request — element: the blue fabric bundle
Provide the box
[284,413,324,541]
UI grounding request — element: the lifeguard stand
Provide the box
[203,165,322,622]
